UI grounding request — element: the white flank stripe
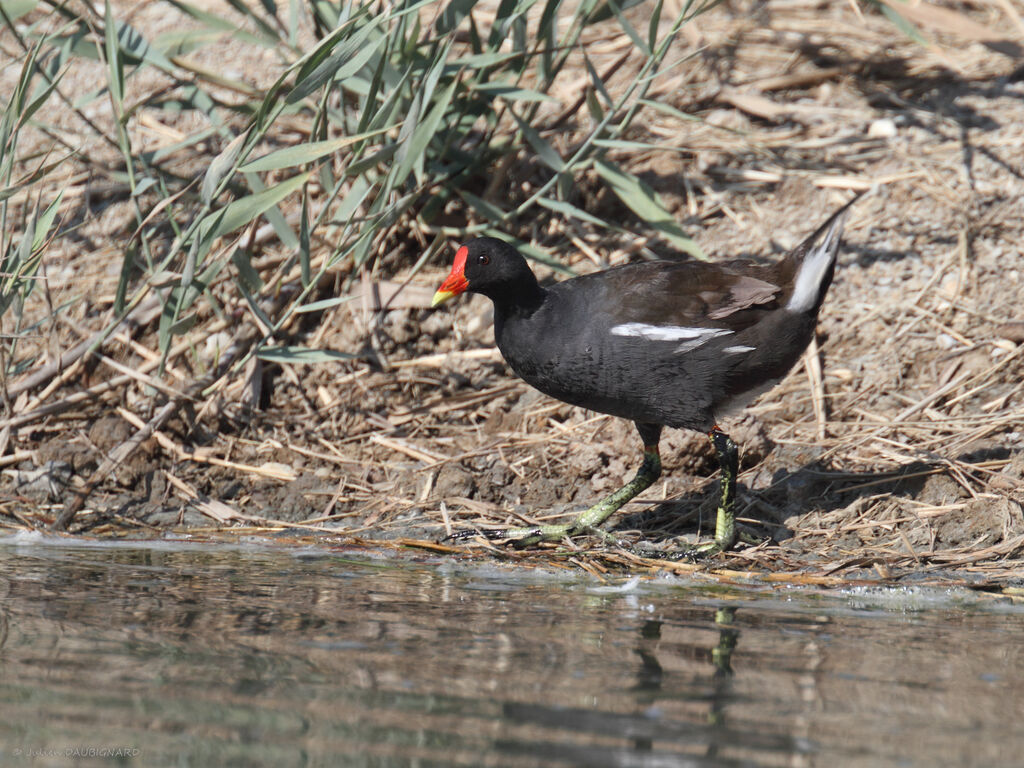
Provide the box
[610,322,733,353]
[723,345,755,354]
[786,215,845,312]
[611,322,725,342]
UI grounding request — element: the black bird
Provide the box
[432,194,860,555]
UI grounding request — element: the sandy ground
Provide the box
[2,0,1023,583]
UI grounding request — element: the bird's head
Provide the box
[431,237,536,306]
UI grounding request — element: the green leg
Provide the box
[677,426,739,558]
[448,423,662,547]
[502,443,662,546]
[711,427,738,549]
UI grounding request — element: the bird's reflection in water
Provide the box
[707,607,739,756]
[497,605,749,767]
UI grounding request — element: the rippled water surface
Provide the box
[1,533,1022,767]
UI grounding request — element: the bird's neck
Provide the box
[491,279,547,320]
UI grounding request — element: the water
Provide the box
[1,533,1022,767]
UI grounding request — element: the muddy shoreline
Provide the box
[2,0,1023,583]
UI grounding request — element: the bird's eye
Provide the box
[478,254,490,265]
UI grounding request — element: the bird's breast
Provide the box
[495,313,603,400]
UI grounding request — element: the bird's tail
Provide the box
[785,191,864,314]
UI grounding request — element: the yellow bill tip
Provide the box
[431,289,455,308]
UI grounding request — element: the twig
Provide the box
[803,337,826,441]
[371,434,449,463]
[54,398,180,531]
[7,295,162,401]
[52,324,262,531]
[118,407,297,481]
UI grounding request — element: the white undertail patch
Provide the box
[611,322,732,353]
[785,214,847,313]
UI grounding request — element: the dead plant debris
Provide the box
[1,0,1023,585]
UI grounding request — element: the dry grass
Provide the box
[1,0,1023,587]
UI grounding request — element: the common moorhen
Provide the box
[432,193,860,555]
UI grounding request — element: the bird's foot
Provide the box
[670,539,730,562]
[443,522,620,549]
[632,530,765,562]
[625,537,727,562]
[738,531,768,547]
[442,444,660,551]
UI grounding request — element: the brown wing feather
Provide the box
[585,260,784,331]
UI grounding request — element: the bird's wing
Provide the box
[563,260,784,332]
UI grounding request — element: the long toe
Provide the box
[441,529,514,543]
[443,525,554,546]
